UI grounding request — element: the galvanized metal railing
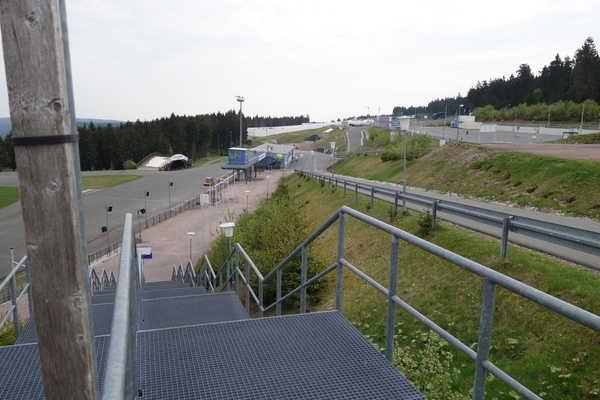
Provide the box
[101,213,141,400]
[0,254,30,338]
[198,255,216,292]
[208,205,600,400]
[298,170,600,269]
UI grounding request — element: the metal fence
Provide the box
[0,254,30,337]
[202,205,600,400]
[298,170,600,269]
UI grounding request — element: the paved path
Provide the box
[94,171,286,281]
[0,163,224,275]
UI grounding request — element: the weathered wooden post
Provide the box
[0,1,97,399]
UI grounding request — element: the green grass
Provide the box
[81,174,141,190]
[310,127,347,152]
[555,132,600,144]
[277,174,600,399]
[192,155,226,167]
[0,186,19,209]
[248,126,336,147]
[333,143,600,220]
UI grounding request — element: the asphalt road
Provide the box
[320,172,600,270]
[346,126,364,152]
[0,163,225,275]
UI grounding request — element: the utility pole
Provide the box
[236,96,245,146]
[580,103,585,133]
[0,1,97,399]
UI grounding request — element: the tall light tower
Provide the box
[236,96,245,146]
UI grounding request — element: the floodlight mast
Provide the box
[236,96,245,146]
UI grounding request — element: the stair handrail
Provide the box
[0,255,29,337]
[183,260,196,287]
[102,213,141,400]
[216,205,600,400]
[199,255,216,292]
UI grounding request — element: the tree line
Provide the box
[393,37,600,119]
[0,112,310,171]
[246,115,309,127]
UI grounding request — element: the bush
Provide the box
[205,183,325,307]
[417,212,434,237]
[381,135,434,162]
[122,159,137,170]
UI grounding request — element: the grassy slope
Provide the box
[282,175,599,399]
[82,174,141,190]
[333,144,600,220]
[192,155,226,168]
[555,132,600,144]
[248,126,347,151]
[0,186,19,208]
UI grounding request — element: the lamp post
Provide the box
[220,222,236,253]
[236,96,245,146]
[144,191,150,214]
[101,205,113,250]
[244,190,250,212]
[168,181,174,210]
[456,104,464,141]
[186,231,196,261]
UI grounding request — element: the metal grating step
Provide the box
[15,303,115,345]
[136,311,425,400]
[142,286,206,300]
[0,336,110,400]
[141,292,249,330]
[144,281,189,290]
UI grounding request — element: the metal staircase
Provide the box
[1,207,598,400]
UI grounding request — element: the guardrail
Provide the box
[297,170,600,269]
[206,205,599,400]
[101,213,140,400]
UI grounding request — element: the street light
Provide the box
[236,96,245,146]
[219,222,235,253]
[101,204,113,248]
[186,231,196,261]
[244,190,250,212]
[144,191,150,213]
[456,104,464,141]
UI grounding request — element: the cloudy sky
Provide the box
[1,0,599,122]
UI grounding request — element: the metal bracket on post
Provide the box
[473,279,497,400]
[432,200,439,227]
[500,216,513,258]
[385,235,399,361]
[336,212,345,311]
[300,246,308,313]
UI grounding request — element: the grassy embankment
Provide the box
[555,132,600,144]
[191,154,226,168]
[333,143,600,220]
[249,126,347,152]
[205,174,600,399]
[0,175,141,210]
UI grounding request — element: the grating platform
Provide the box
[16,303,114,344]
[144,281,188,290]
[141,291,248,330]
[0,336,110,400]
[137,311,425,400]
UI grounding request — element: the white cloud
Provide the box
[1,0,599,121]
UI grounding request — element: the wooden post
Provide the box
[0,2,97,399]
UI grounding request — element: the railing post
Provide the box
[9,273,19,337]
[354,183,358,201]
[432,200,439,227]
[336,212,345,311]
[245,258,250,310]
[500,217,511,258]
[385,235,399,361]
[258,279,264,317]
[300,245,308,313]
[394,192,399,214]
[343,181,347,193]
[276,269,282,316]
[473,279,497,400]
[370,186,375,207]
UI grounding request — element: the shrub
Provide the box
[122,159,137,170]
[205,183,325,307]
[381,135,434,162]
[417,212,434,237]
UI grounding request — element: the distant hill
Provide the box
[0,117,122,137]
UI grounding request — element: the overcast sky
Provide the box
[1,0,599,122]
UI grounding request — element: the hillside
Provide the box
[206,175,600,399]
[332,143,600,220]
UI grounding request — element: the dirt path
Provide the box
[483,144,600,161]
[94,171,285,281]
